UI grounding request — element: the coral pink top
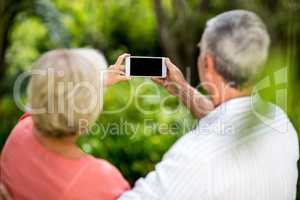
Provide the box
[0,113,130,200]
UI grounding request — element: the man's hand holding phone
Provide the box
[151,58,187,97]
[152,58,214,119]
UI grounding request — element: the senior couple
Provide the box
[0,10,298,200]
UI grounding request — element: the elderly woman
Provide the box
[0,49,131,200]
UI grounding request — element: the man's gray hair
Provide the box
[200,10,270,87]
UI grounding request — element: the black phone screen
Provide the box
[130,57,162,76]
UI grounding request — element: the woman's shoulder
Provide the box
[84,157,127,182]
[9,112,33,138]
[83,156,130,187]
[63,157,130,199]
[2,113,33,149]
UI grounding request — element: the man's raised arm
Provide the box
[151,58,214,119]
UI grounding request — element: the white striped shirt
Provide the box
[119,96,299,200]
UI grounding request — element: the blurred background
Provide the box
[0,0,299,195]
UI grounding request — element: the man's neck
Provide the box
[33,127,86,160]
[213,84,252,107]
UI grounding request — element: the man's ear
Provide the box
[204,54,215,80]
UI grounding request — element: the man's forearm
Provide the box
[176,82,214,119]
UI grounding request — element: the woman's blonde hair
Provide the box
[28,48,107,137]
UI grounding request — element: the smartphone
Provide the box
[125,56,167,78]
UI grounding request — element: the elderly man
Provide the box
[119,10,299,200]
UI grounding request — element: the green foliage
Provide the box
[0,96,23,148]
[6,17,47,74]
[77,79,196,183]
[54,0,161,62]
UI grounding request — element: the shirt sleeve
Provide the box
[118,132,210,200]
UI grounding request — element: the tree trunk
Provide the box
[0,0,12,83]
[0,0,35,96]
[152,0,182,68]
[173,0,200,85]
[152,0,200,86]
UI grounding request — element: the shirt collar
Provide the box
[202,94,262,123]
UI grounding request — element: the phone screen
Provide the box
[130,57,163,76]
